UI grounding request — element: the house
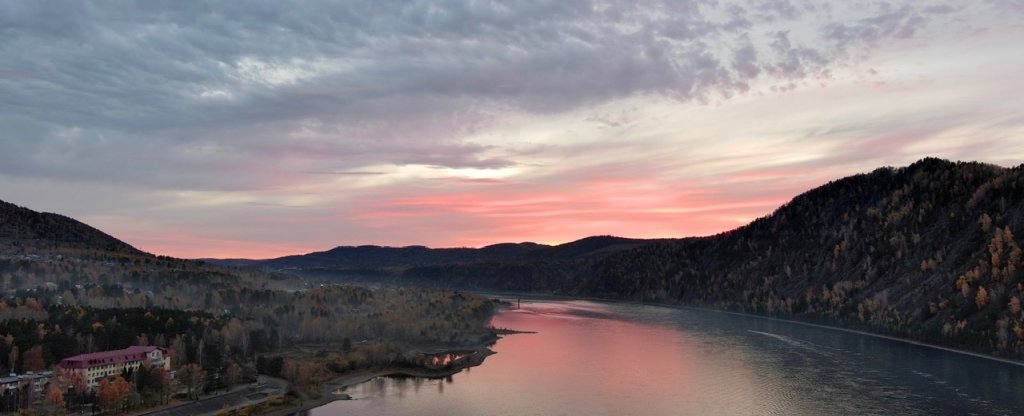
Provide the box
[19,372,52,395]
[0,371,54,401]
[0,375,20,395]
[58,346,171,388]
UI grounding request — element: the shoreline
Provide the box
[268,348,496,416]
[265,290,1024,414]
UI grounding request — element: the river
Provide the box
[309,298,1024,415]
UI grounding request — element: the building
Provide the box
[58,346,171,388]
[21,372,51,395]
[0,371,52,395]
[0,371,54,411]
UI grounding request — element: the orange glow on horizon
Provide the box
[109,175,809,259]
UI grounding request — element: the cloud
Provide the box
[1,1,1021,257]
[0,0,986,189]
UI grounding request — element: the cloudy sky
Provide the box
[2,1,1023,258]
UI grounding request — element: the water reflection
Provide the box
[310,299,1024,416]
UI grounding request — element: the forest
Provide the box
[0,281,496,413]
[0,199,499,414]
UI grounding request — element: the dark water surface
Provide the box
[310,299,1024,415]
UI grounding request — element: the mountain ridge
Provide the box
[205,235,662,270]
[214,157,1024,358]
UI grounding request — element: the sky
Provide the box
[2,1,1023,259]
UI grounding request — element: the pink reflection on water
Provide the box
[489,301,701,405]
[315,299,806,415]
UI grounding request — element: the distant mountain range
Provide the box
[4,157,1024,359]
[208,236,659,270]
[209,158,1024,358]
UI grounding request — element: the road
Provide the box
[138,376,288,416]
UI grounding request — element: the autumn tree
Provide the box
[113,376,132,411]
[179,363,206,400]
[40,384,65,416]
[150,367,173,404]
[65,369,88,411]
[96,378,119,412]
[22,345,45,372]
[224,363,241,389]
[976,286,989,309]
[7,345,18,373]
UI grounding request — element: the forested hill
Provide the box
[236,158,1024,358]
[209,235,660,270]
[0,200,141,254]
[0,198,298,303]
[580,158,1024,356]
[211,242,549,269]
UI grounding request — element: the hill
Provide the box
[227,158,1024,358]
[0,198,297,303]
[0,200,141,254]
[210,235,659,275]
[579,158,1024,355]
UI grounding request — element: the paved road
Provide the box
[139,376,288,416]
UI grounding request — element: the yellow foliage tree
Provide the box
[44,384,65,407]
[976,286,988,309]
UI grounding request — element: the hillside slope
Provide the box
[0,200,141,254]
[578,158,1024,357]
[0,198,293,303]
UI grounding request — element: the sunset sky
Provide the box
[2,1,1023,259]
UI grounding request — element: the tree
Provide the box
[96,376,133,413]
[41,384,65,415]
[224,363,241,389]
[113,376,132,411]
[179,363,205,400]
[23,345,45,372]
[68,370,87,395]
[150,367,173,404]
[7,345,18,373]
[976,286,989,309]
[96,378,119,412]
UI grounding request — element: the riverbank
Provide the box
[265,347,496,416]
[479,290,1024,368]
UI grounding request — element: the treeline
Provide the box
[0,285,495,374]
[0,250,296,298]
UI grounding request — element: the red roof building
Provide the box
[58,346,171,388]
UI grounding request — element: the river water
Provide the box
[310,299,1024,415]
